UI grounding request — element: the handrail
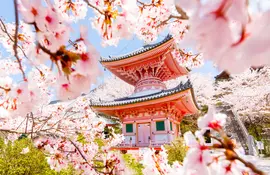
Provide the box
[231,109,249,140]
[229,108,258,156]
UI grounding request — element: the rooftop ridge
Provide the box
[100,34,173,62]
[91,79,192,107]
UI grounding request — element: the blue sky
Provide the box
[0,1,219,87]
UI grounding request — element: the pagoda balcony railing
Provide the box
[134,77,166,93]
[116,140,169,148]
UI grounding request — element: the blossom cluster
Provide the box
[175,0,270,73]
[141,108,264,175]
[3,94,124,174]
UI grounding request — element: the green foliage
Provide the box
[246,122,270,156]
[180,118,198,134]
[215,102,223,107]
[262,140,270,156]
[200,105,209,114]
[247,124,264,141]
[179,105,208,135]
[0,138,74,175]
[164,137,187,165]
[77,133,88,145]
[122,154,144,175]
[112,124,122,134]
[94,138,105,148]
[103,124,122,138]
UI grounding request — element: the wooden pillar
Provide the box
[150,119,155,143]
[135,121,138,146]
[178,123,182,137]
[165,118,171,142]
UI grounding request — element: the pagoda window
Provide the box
[156,121,165,131]
[126,124,133,133]
[170,122,173,131]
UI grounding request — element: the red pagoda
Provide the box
[91,35,199,150]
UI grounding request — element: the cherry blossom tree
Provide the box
[89,76,134,102]
[0,0,269,174]
[214,67,270,117]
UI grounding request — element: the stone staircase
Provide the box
[217,107,258,156]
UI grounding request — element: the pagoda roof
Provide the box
[100,34,173,62]
[91,80,198,108]
[99,35,188,86]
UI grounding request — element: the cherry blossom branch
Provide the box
[0,129,27,134]
[69,139,92,166]
[69,137,118,175]
[237,156,266,175]
[178,48,200,58]
[83,0,104,14]
[13,0,26,81]
[151,154,165,175]
[16,117,27,130]
[209,133,266,175]
[0,19,45,77]
[37,43,57,59]
[137,0,153,8]
[0,19,29,59]
[35,114,53,132]
[0,86,11,92]
[0,19,15,43]
[156,15,187,28]
[175,5,189,20]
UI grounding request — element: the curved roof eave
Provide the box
[100,34,173,63]
[91,80,194,108]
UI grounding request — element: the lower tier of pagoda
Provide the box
[91,80,199,147]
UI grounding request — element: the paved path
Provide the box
[243,156,270,174]
[257,159,270,174]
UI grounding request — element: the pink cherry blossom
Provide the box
[20,147,30,154]
[37,24,70,52]
[7,133,19,142]
[69,72,91,93]
[79,25,91,47]
[36,8,60,32]
[197,108,227,131]
[74,45,100,79]
[18,0,45,23]
[54,0,88,22]
[56,76,80,100]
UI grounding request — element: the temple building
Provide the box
[91,35,199,149]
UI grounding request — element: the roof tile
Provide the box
[91,80,192,107]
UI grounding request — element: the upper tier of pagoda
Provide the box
[100,35,189,93]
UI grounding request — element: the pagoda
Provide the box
[91,35,199,150]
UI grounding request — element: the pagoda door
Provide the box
[137,123,151,146]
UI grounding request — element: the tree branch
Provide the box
[156,14,188,28]
[13,0,26,80]
[236,156,266,175]
[83,0,104,14]
[69,139,92,166]
[0,19,29,60]
[175,5,189,20]
[37,43,57,59]
[0,86,11,92]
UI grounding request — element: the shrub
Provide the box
[122,153,144,175]
[164,137,187,164]
[0,138,74,175]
